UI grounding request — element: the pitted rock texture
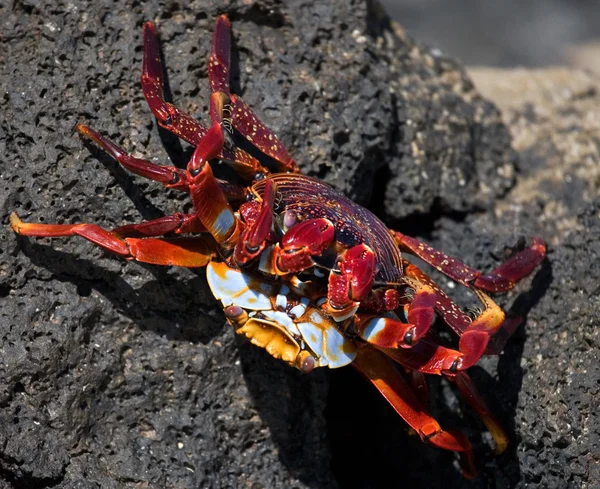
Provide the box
[0,1,597,488]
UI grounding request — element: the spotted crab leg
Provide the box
[352,345,477,479]
[403,262,511,370]
[78,124,189,190]
[395,232,546,293]
[209,15,298,173]
[141,20,267,180]
[10,213,214,267]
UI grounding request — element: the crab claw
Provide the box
[325,244,376,321]
[275,218,335,273]
[329,244,375,305]
[234,180,276,265]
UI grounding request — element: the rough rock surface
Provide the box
[0,0,597,488]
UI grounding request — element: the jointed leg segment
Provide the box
[10,213,214,267]
[393,233,546,370]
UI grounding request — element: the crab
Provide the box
[10,14,546,478]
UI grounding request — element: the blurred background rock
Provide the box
[381,0,600,73]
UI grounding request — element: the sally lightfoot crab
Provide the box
[10,14,546,478]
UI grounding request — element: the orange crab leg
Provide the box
[376,333,463,375]
[395,232,546,293]
[353,346,477,479]
[452,372,509,455]
[10,213,214,267]
[187,140,241,248]
[403,262,511,370]
[350,283,436,349]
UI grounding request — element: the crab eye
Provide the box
[301,355,315,374]
[224,305,244,319]
[283,210,297,229]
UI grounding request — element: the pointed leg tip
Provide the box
[76,124,101,146]
[76,123,91,136]
[143,21,156,33]
[532,237,547,255]
[9,212,22,232]
[216,14,230,25]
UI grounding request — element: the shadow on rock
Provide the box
[17,240,223,344]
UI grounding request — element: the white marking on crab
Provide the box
[330,304,359,323]
[206,262,274,310]
[275,293,287,309]
[289,303,306,318]
[297,310,356,368]
[261,310,301,336]
[213,209,235,239]
[258,245,276,274]
[361,317,388,343]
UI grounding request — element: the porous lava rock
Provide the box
[1,1,597,488]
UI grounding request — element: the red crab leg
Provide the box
[373,339,508,456]
[374,332,463,376]
[208,14,232,94]
[350,284,436,349]
[10,213,214,267]
[395,232,546,293]
[229,95,298,173]
[111,213,206,238]
[209,15,298,173]
[455,289,506,370]
[353,346,477,479]
[186,140,241,248]
[141,21,268,180]
[403,263,511,370]
[142,22,209,146]
[404,262,472,335]
[78,124,189,191]
[77,124,247,202]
